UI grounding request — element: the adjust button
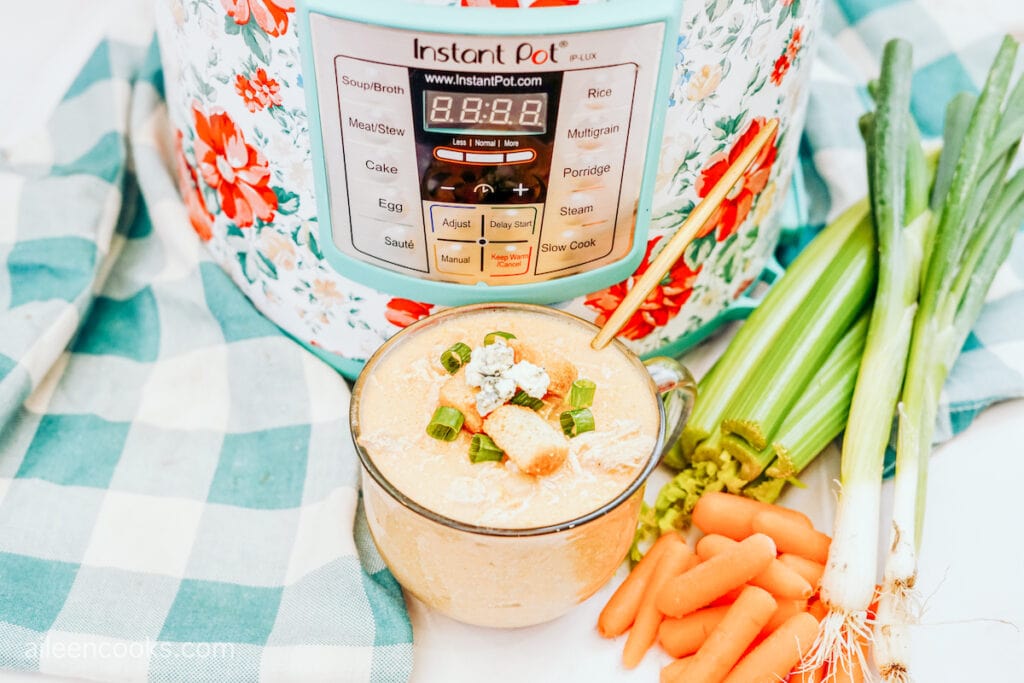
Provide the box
[434,242,481,275]
[351,219,427,272]
[429,204,482,240]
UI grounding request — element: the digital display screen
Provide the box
[423,91,547,135]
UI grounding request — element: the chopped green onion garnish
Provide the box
[560,408,595,437]
[483,331,516,345]
[469,434,504,463]
[509,390,544,410]
[426,406,464,441]
[440,342,472,374]
[569,379,596,409]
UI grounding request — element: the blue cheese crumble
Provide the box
[464,339,551,416]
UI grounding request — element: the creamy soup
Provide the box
[355,308,661,529]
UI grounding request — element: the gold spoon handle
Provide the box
[591,118,780,351]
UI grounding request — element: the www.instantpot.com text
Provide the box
[422,72,544,88]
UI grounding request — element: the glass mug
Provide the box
[350,303,696,628]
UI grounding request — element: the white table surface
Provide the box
[3,2,1023,681]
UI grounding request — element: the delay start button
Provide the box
[485,207,538,241]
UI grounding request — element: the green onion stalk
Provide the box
[874,37,1024,682]
[814,39,934,675]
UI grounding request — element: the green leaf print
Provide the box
[274,187,300,215]
[255,250,279,279]
[223,14,241,35]
[242,21,271,65]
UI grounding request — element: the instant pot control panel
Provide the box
[300,1,679,303]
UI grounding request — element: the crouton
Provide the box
[438,370,483,433]
[508,340,578,398]
[484,404,568,476]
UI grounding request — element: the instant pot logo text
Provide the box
[412,38,559,65]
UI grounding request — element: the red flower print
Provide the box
[222,0,294,37]
[787,26,804,61]
[584,237,701,341]
[174,130,214,241]
[771,54,791,86]
[192,105,278,228]
[695,117,779,242]
[385,298,435,328]
[235,68,282,112]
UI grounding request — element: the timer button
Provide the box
[484,206,539,241]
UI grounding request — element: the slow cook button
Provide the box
[484,243,533,277]
[335,57,410,104]
[352,220,426,272]
[536,229,612,273]
[484,206,538,241]
[429,204,481,239]
[350,185,416,223]
[433,242,480,275]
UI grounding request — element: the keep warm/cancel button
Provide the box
[484,244,532,277]
[536,232,611,274]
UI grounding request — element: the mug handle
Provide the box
[643,356,697,461]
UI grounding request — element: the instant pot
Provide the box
[157,0,820,378]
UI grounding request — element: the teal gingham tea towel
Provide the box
[0,37,412,683]
[788,0,1024,473]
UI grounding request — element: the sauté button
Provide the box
[351,220,426,272]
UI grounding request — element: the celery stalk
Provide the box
[719,217,875,454]
[765,312,869,481]
[679,199,870,455]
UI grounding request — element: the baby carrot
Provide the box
[751,509,831,564]
[709,586,745,607]
[832,640,870,683]
[807,598,828,621]
[656,534,777,618]
[779,553,826,589]
[657,605,730,658]
[598,532,683,637]
[692,492,813,539]
[697,534,813,600]
[665,586,777,683]
[723,611,819,683]
[763,598,809,634]
[622,540,697,668]
[659,655,693,683]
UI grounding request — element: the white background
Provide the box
[1,1,1022,681]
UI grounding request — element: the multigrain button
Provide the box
[484,243,533,277]
[429,204,481,240]
[434,242,480,275]
[562,110,629,151]
[352,220,426,272]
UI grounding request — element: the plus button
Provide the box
[512,183,529,197]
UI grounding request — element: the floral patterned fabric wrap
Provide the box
[157,0,821,370]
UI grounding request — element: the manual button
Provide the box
[434,242,480,275]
